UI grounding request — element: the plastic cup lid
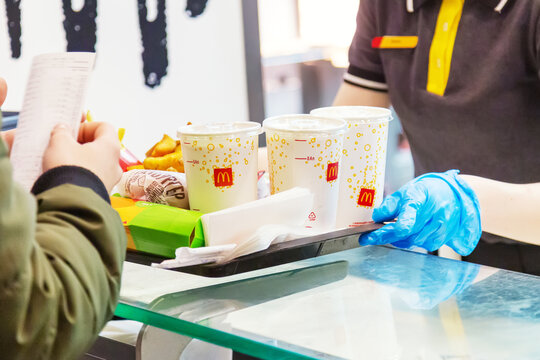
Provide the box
[263,114,347,135]
[310,106,392,123]
[177,122,262,137]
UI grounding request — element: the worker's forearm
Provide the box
[333,82,391,108]
[460,175,540,245]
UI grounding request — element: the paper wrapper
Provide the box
[117,169,189,209]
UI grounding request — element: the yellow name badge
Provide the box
[372,36,418,49]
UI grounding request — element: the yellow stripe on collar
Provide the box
[427,0,465,96]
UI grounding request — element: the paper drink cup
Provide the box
[177,122,262,213]
[310,106,392,228]
[263,114,347,231]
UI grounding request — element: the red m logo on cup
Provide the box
[326,162,339,182]
[214,168,233,187]
[358,188,375,207]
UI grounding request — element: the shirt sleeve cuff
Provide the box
[31,166,110,204]
[344,65,388,92]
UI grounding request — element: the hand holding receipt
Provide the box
[11,52,96,190]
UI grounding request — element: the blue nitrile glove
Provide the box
[359,170,481,256]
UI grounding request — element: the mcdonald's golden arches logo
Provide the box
[214,168,233,187]
[358,188,375,207]
[326,162,339,182]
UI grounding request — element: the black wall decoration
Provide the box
[137,0,168,88]
[3,1,210,88]
[185,0,209,18]
[5,0,22,58]
[62,0,98,52]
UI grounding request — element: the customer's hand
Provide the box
[1,129,15,151]
[43,122,122,192]
[0,76,7,105]
[359,170,481,256]
[0,77,14,151]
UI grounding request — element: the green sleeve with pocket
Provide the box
[0,136,126,359]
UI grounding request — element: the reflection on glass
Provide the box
[350,247,480,309]
[149,261,349,317]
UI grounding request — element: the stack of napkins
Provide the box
[156,244,237,269]
[153,188,318,268]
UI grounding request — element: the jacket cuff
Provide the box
[31,166,110,204]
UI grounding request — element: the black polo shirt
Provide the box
[346,0,540,184]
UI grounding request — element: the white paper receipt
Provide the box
[11,52,96,191]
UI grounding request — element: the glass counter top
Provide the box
[116,246,540,359]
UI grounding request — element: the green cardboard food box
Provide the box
[111,196,205,258]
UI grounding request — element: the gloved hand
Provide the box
[359,170,481,256]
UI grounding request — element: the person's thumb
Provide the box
[372,192,402,222]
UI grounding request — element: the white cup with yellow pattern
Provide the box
[311,106,392,228]
[263,114,347,231]
[177,122,262,213]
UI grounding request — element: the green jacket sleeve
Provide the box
[0,138,127,359]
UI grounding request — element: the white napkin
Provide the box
[154,188,317,268]
[202,187,314,247]
[219,224,318,263]
[153,244,236,269]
